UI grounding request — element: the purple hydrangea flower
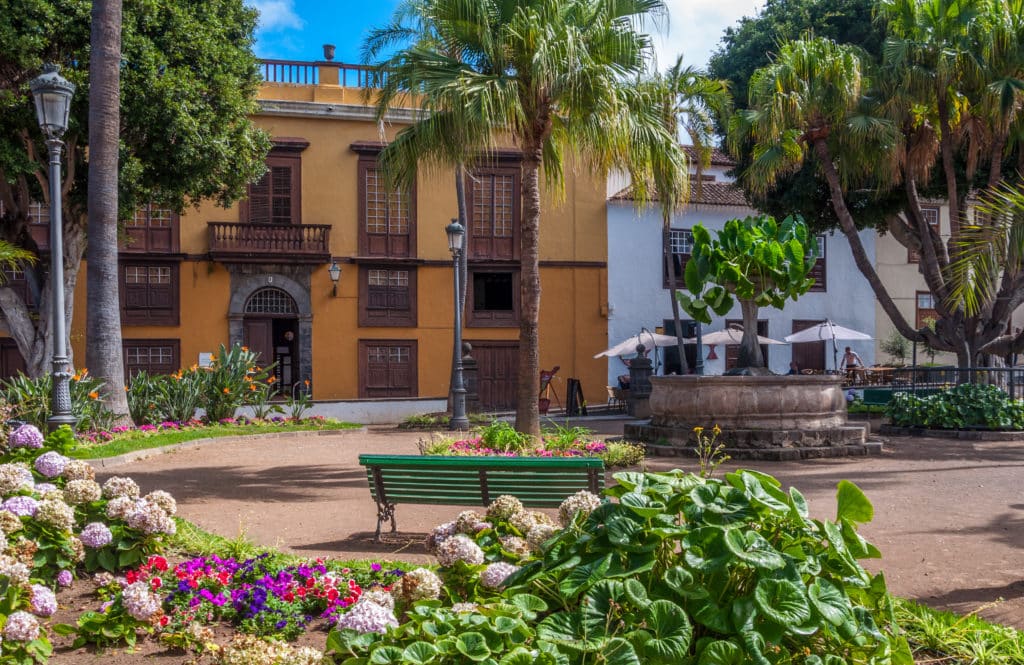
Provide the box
[57,570,74,587]
[2,611,40,641]
[79,522,114,548]
[34,452,70,478]
[35,483,58,493]
[30,584,57,617]
[2,495,39,517]
[8,424,44,449]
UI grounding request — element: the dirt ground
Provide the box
[50,422,1024,662]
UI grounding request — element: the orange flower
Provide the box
[267,376,277,384]
[249,384,257,392]
[241,346,249,352]
[222,387,230,394]
[88,391,99,400]
[304,379,310,387]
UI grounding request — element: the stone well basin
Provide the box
[624,374,873,459]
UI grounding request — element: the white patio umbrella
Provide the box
[784,320,872,370]
[693,326,787,346]
[594,330,680,358]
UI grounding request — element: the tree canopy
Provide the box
[0,0,270,374]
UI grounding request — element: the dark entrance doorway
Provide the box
[724,319,770,369]
[791,320,826,372]
[243,287,300,394]
[470,341,519,411]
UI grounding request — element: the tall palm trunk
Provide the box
[85,0,131,425]
[516,147,543,437]
[663,227,690,374]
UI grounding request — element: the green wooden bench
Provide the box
[359,454,605,540]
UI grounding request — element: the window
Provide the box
[808,235,827,292]
[359,267,417,327]
[123,339,180,378]
[122,203,179,253]
[120,263,179,326]
[243,153,301,225]
[468,270,519,326]
[663,229,694,288]
[908,207,940,263]
[245,287,297,315]
[2,267,38,311]
[467,167,520,260]
[358,158,415,257]
[916,291,938,328]
[0,338,26,380]
[358,340,417,398]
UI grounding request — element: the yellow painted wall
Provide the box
[60,74,610,404]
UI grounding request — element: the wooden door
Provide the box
[471,341,519,410]
[0,338,26,380]
[725,319,769,369]
[243,318,274,368]
[791,320,826,371]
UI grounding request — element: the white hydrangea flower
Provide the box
[102,476,140,500]
[0,463,34,495]
[480,562,520,589]
[2,611,39,642]
[435,534,485,567]
[105,496,135,520]
[62,459,96,482]
[35,498,75,531]
[334,599,398,634]
[143,490,177,516]
[486,495,525,521]
[126,499,176,535]
[527,524,558,552]
[391,567,442,603]
[64,479,102,505]
[558,490,602,526]
[121,581,161,620]
[356,588,395,610]
[454,510,484,534]
[499,535,532,559]
[425,521,456,554]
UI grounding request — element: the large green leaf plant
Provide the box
[677,215,818,369]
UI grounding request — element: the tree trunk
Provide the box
[663,227,690,375]
[448,163,469,412]
[737,298,764,368]
[85,0,131,426]
[515,146,543,437]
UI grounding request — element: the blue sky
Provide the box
[246,0,764,70]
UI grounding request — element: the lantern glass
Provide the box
[445,221,465,255]
[328,261,341,283]
[30,65,75,139]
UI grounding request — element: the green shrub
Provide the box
[478,420,532,452]
[199,344,274,423]
[543,423,593,451]
[886,383,1024,430]
[1,369,114,432]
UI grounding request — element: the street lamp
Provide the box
[445,220,469,430]
[30,64,77,431]
[327,261,341,297]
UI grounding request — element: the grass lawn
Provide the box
[70,419,360,460]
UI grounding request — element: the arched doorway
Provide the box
[243,287,299,393]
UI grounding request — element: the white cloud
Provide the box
[248,0,305,33]
[654,0,765,70]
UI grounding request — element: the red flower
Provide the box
[327,588,339,601]
[151,578,163,590]
[159,616,169,627]
[305,577,316,588]
[283,592,295,602]
[150,556,169,571]
[217,571,231,585]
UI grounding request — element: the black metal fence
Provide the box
[890,366,1024,401]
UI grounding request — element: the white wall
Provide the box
[605,200,877,384]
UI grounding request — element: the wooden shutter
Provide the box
[359,267,416,327]
[359,341,417,397]
[245,153,301,225]
[358,158,414,257]
[248,172,272,224]
[467,168,519,260]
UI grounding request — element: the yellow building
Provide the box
[5,60,610,409]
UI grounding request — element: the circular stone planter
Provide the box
[879,424,1024,441]
[623,375,874,460]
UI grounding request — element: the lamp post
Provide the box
[30,64,77,431]
[446,220,469,430]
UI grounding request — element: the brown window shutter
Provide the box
[248,172,272,224]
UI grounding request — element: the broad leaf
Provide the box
[754,578,812,626]
[402,642,439,665]
[369,646,405,665]
[640,600,693,663]
[723,529,786,570]
[697,640,744,665]
[455,633,491,661]
[836,480,873,524]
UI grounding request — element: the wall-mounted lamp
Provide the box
[328,261,341,297]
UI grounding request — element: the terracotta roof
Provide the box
[683,145,736,166]
[609,181,749,207]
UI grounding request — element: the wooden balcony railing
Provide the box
[208,222,331,264]
[259,60,386,88]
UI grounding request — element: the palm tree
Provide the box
[644,56,732,374]
[372,0,685,436]
[85,0,131,425]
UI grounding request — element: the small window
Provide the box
[808,234,827,292]
[916,291,938,328]
[121,263,179,326]
[123,339,180,379]
[245,287,297,315]
[663,229,694,288]
[122,203,179,253]
[359,266,417,327]
[469,271,519,326]
[358,340,417,398]
[908,207,940,263]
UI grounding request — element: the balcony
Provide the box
[208,222,331,264]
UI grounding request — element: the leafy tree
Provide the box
[677,214,817,369]
[0,0,270,377]
[370,0,686,435]
[86,0,129,424]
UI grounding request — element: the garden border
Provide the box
[88,427,367,468]
[879,425,1024,441]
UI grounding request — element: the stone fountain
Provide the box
[623,374,877,460]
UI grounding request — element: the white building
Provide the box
[605,149,877,384]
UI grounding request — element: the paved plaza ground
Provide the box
[95,422,1024,630]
